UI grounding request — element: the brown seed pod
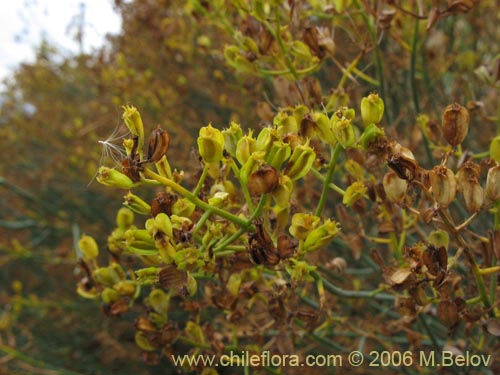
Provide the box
[122,155,143,182]
[383,171,408,203]
[486,165,500,202]
[157,265,187,290]
[422,245,448,276]
[248,165,279,196]
[147,126,170,163]
[135,317,158,333]
[442,103,469,146]
[437,299,459,327]
[429,166,457,208]
[277,234,297,260]
[247,219,280,266]
[151,192,177,217]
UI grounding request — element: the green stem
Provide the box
[436,209,493,314]
[311,271,395,301]
[193,164,209,197]
[213,194,268,253]
[262,6,298,80]
[353,0,389,123]
[418,315,442,354]
[311,169,345,195]
[192,209,212,237]
[0,344,85,375]
[315,144,342,217]
[144,169,249,229]
[410,19,421,115]
[410,18,434,165]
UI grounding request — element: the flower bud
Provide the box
[124,192,151,215]
[265,140,291,170]
[289,213,320,240]
[146,213,173,239]
[122,105,144,150]
[239,152,264,187]
[331,110,356,148]
[359,123,385,150]
[101,288,119,304]
[235,131,256,165]
[115,208,134,231]
[428,230,449,251]
[383,171,408,203]
[135,332,157,352]
[185,273,198,297]
[79,235,99,261]
[173,247,203,272]
[171,198,196,217]
[97,167,134,189]
[442,103,469,146]
[486,165,500,202]
[490,135,500,163]
[285,141,316,181]
[429,166,457,208]
[155,155,173,179]
[135,267,160,284]
[208,191,229,207]
[93,266,121,287]
[146,126,170,163]
[342,181,367,207]
[113,280,137,296]
[197,124,225,163]
[255,127,274,153]
[303,219,341,252]
[222,121,243,157]
[272,174,293,207]
[286,259,316,283]
[274,112,298,137]
[148,288,170,315]
[248,165,279,196]
[361,92,385,126]
[226,273,242,297]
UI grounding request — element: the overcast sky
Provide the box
[0,0,121,82]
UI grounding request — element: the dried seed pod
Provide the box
[247,219,280,266]
[447,0,478,13]
[437,299,459,327]
[135,317,158,333]
[461,179,483,213]
[157,265,188,292]
[442,103,469,146]
[383,171,408,203]
[277,234,297,260]
[248,165,279,196]
[146,126,170,163]
[429,166,457,208]
[486,165,500,202]
[151,192,176,217]
[110,299,130,316]
[326,257,347,274]
[422,245,448,276]
[409,286,428,306]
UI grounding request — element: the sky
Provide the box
[0,0,121,83]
